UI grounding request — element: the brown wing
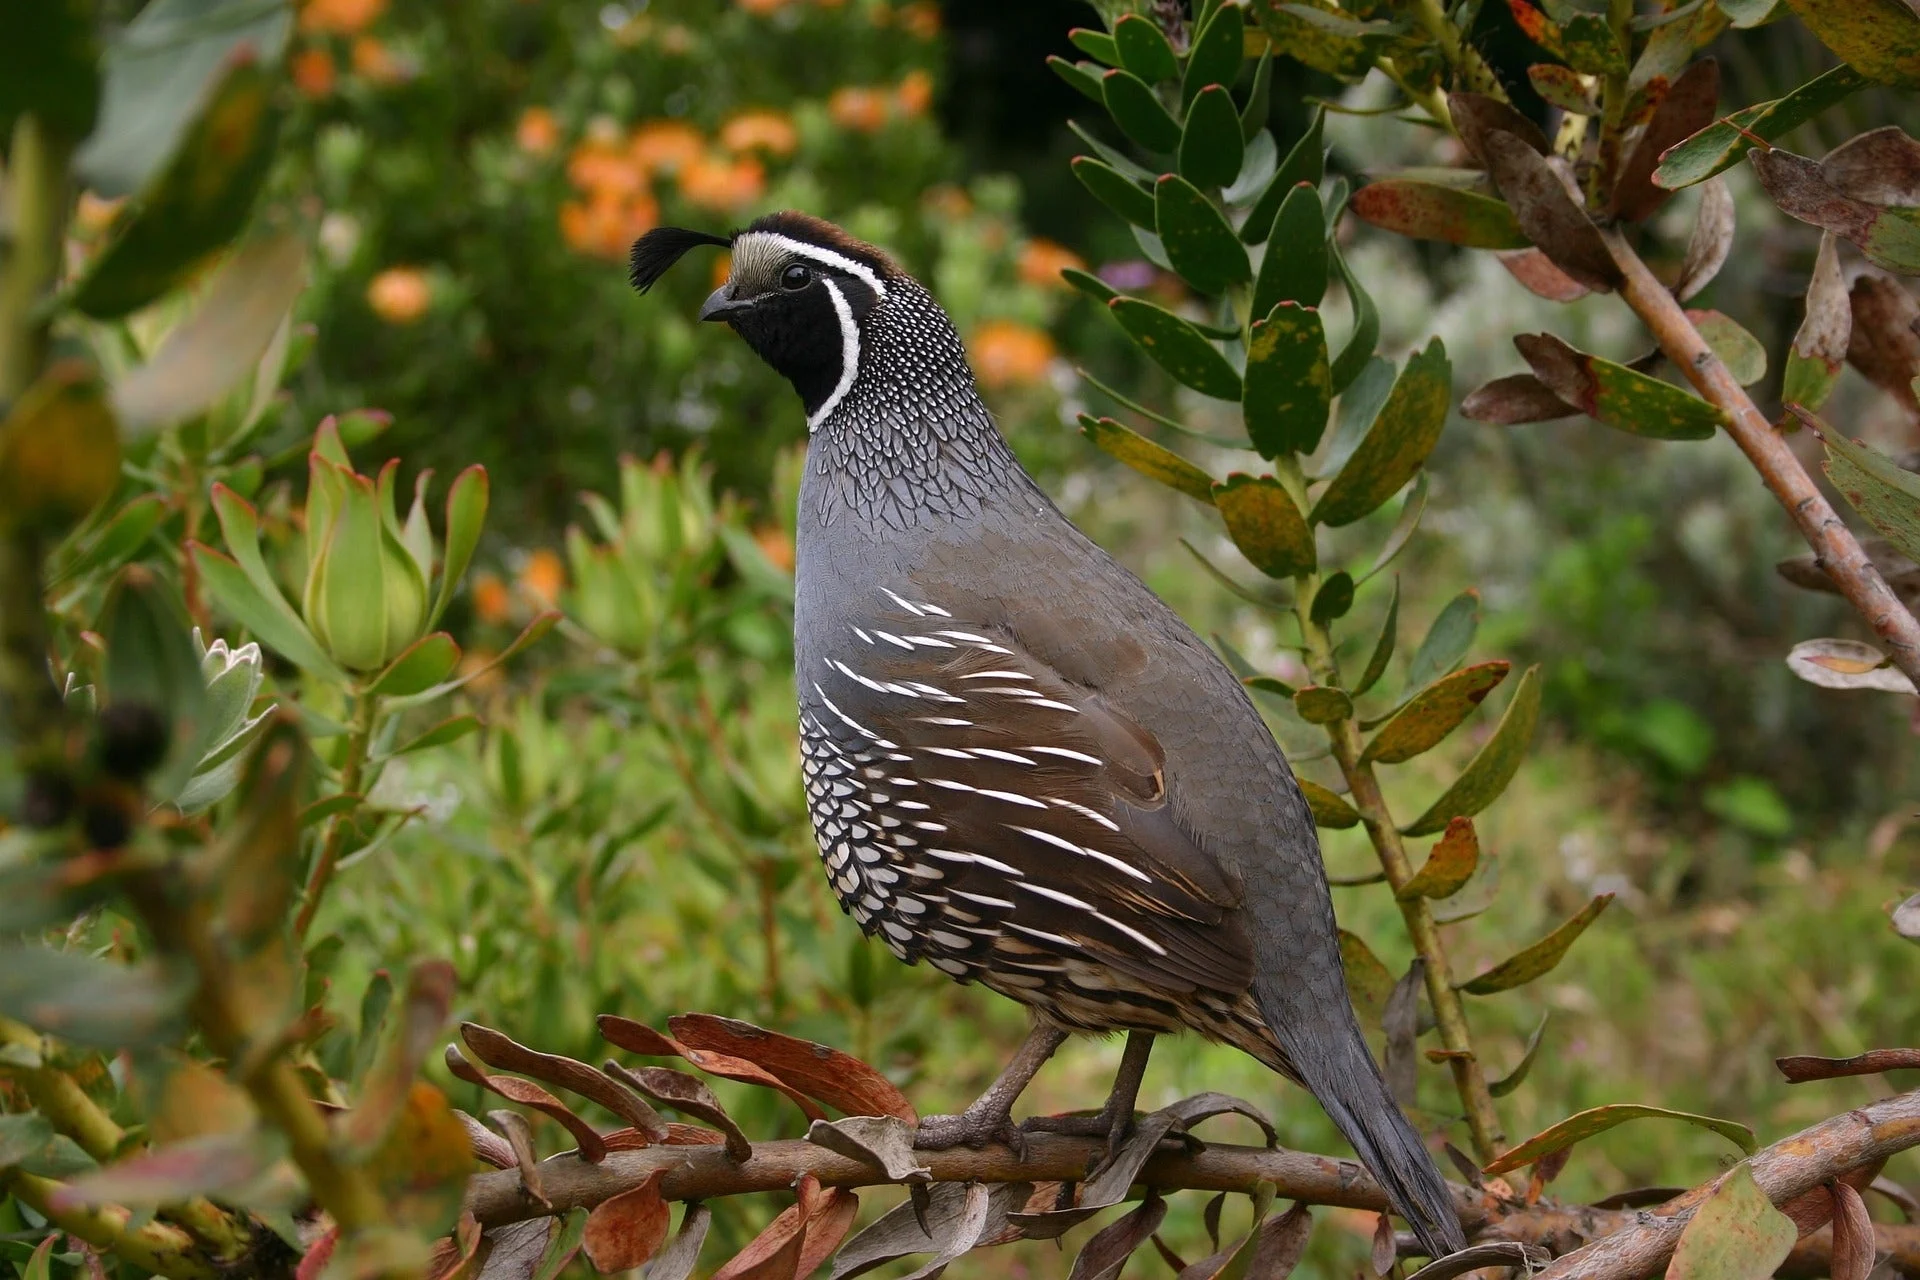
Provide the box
[797,589,1254,999]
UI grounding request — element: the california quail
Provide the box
[631,212,1468,1259]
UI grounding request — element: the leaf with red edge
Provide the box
[1506,3,1565,59]
[1363,662,1511,764]
[1513,332,1724,440]
[1822,126,1920,205]
[667,1013,916,1122]
[1398,818,1480,901]
[1497,249,1588,302]
[443,1044,607,1163]
[582,1171,670,1274]
[1528,63,1597,114]
[1750,146,1920,273]
[1613,59,1720,221]
[1480,132,1622,291]
[1349,181,1529,249]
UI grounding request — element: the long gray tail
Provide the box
[1250,962,1467,1259]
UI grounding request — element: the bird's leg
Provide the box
[915,1022,1068,1153]
[1024,1030,1154,1166]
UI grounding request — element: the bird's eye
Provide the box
[780,263,812,291]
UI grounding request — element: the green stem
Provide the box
[293,692,379,940]
[1,1171,216,1280]
[1293,595,1505,1163]
[1400,0,1504,100]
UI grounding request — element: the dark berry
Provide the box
[81,801,132,850]
[20,771,76,828]
[97,702,170,781]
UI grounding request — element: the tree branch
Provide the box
[461,1088,1920,1277]
[1606,229,1920,687]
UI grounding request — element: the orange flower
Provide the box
[629,119,705,174]
[895,69,933,118]
[300,0,385,33]
[471,572,512,625]
[899,2,941,38]
[350,36,405,83]
[292,47,336,98]
[517,107,559,156]
[754,526,795,573]
[678,152,765,211]
[519,548,566,609]
[567,139,643,197]
[828,86,889,133]
[367,267,431,324]
[922,185,972,219]
[1018,238,1085,289]
[720,110,799,157]
[560,189,660,260]
[970,320,1056,388]
[456,647,504,697]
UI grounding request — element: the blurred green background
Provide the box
[72,0,1917,1271]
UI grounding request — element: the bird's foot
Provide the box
[1024,1106,1137,1174]
[914,1108,1027,1157]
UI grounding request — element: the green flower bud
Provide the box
[302,454,430,671]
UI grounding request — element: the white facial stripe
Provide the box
[737,231,889,299]
[809,278,861,433]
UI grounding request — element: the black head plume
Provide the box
[629,226,732,293]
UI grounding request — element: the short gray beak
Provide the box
[698,285,752,322]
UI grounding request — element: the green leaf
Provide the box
[111,233,309,434]
[300,793,363,827]
[1352,576,1398,697]
[1782,232,1848,412]
[1514,332,1725,441]
[1309,571,1354,625]
[1667,1164,1798,1279]
[1242,108,1324,244]
[367,633,462,699]
[387,611,560,708]
[1179,85,1245,188]
[1687,309,1767,387]
[1102,68,1182,152]
[1251,185,1328,316]
[1155,175,1252,294]
[1339,928,1396,1025]
[1078,414,1217,504]
[0,1113,97,1179]
[1349,180,1530,249]
[1301,778,1360,828]
[1108,298,1243,399]
[1253,0,1392,81]
[1062,267,1120,304]
[1484,1103,1757,1177]
[1185,1,1246,106]
[1402,664,1541,836]
[49,493,170,587]
[1810,414,1920,565]
[1561,12,1628,74]
[1074,156,1158,229]
[72,55,284,319]
[1432,849,1502,923]
[204,483,349,680]
[1048,56,1108,104]
[1239,50,1273,142]
[188,545,343,684]
[1113,14,1179,82]
[1404,589,1481,692]
[1293,685,1352,724]
[388,714,483,758]
[1362,473,1427,582]
[1244,304,1332,458]
[1460,893,1613,995]
[1328,244,1380,394]
[100,565,208,795]
[1223,130,1279,206]
[1488,1013,1551,1098]
[433,465,489,626]
[1653,65,1867,190]
[1783,0,1920,86]
[1397,817,1479,900]
[0,0,99,138]
[1312,337,1450,527]
[0,947,190,1048]
[1364,661,1510,764]
[1069,27,1121,65]
[0,361,122,534]
[1069,118,1157,182]
[1214,473,1316,578]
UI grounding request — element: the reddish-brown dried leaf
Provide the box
[1514,332,1724,439]
[1505,0,1564,55]
[1450,91,1551,168]
[1399,817,1480,900]
[667,1014,916,1122]
[1349,181,1530,248]
[1776,1047,1920,1081]
[428,1214,484,1280]
[581,1171,669,1274]
[1482,131,1622,291]
[709,1188,808,1280]
[602,1062,752,1162]
[597,1014,681,1058]
[1362,661,1511,764]
[486,1110,546,1208]
[796,1186,861,1277]
[1497,248,1589,301]
[1846,275,1920,418]
[1822,125,1920,206]
[602,1123,725,1150]
[1461,373,1578,424]
[1370,1212,1395,1275]
[1677,177,1735,300]
[1068,1194,1168,1280]
[1830,1179,1877,1280]
[598,1014,827,1122]
[453,1110,516,1169]
[1751,147,1920,273]
[1613,59,1720,221]
[443,1045,607,1163]
[1778,1162,1886,1235]
[462,1024,669,1141]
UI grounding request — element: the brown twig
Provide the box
[1605,230,1920,687]
[462,1088,1920,1277]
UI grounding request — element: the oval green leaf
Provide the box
[1244,303,1332,459]
[1403,589,1481,694]
[1184,1,1245,107]
[1062,267,1120,304]
[1810,411,1920,565]
[1179,85,1245,188]
[1667,1163,1797,1279]
[1293,685,1352,724]
[1112,14,1179,82]
[1048,56,1107,104]
[1155,174,1252,294]
[1458,893,1613,995]
[1364,661,1511,765]
[1074,155,1158,229]
[1488,1012,1550,1098]
[1242,108,1324,243]
[1784,0,1920,87]
[1301,778,1360,828]
[1350,180,1530,249]
[1068,27,1121,65]
[1687,309,1767,387]
[1252,184,1328,317]
[1312,337,1451,527]
[1109,297,1243,399]
[1653,65,1866,191]
[1339,928,1396,1025]
[1352,576,1399,698]
[1102,67,1182,152]
[1309,570,1354,625]
[1079,414,1216,505]
[1483,1103,1757,1177]
[1213,472,1315,578]
[368,632,462,700]
[1402,663,1541,836]
[1397,817,1479,901]
[1514,333,1725,441]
